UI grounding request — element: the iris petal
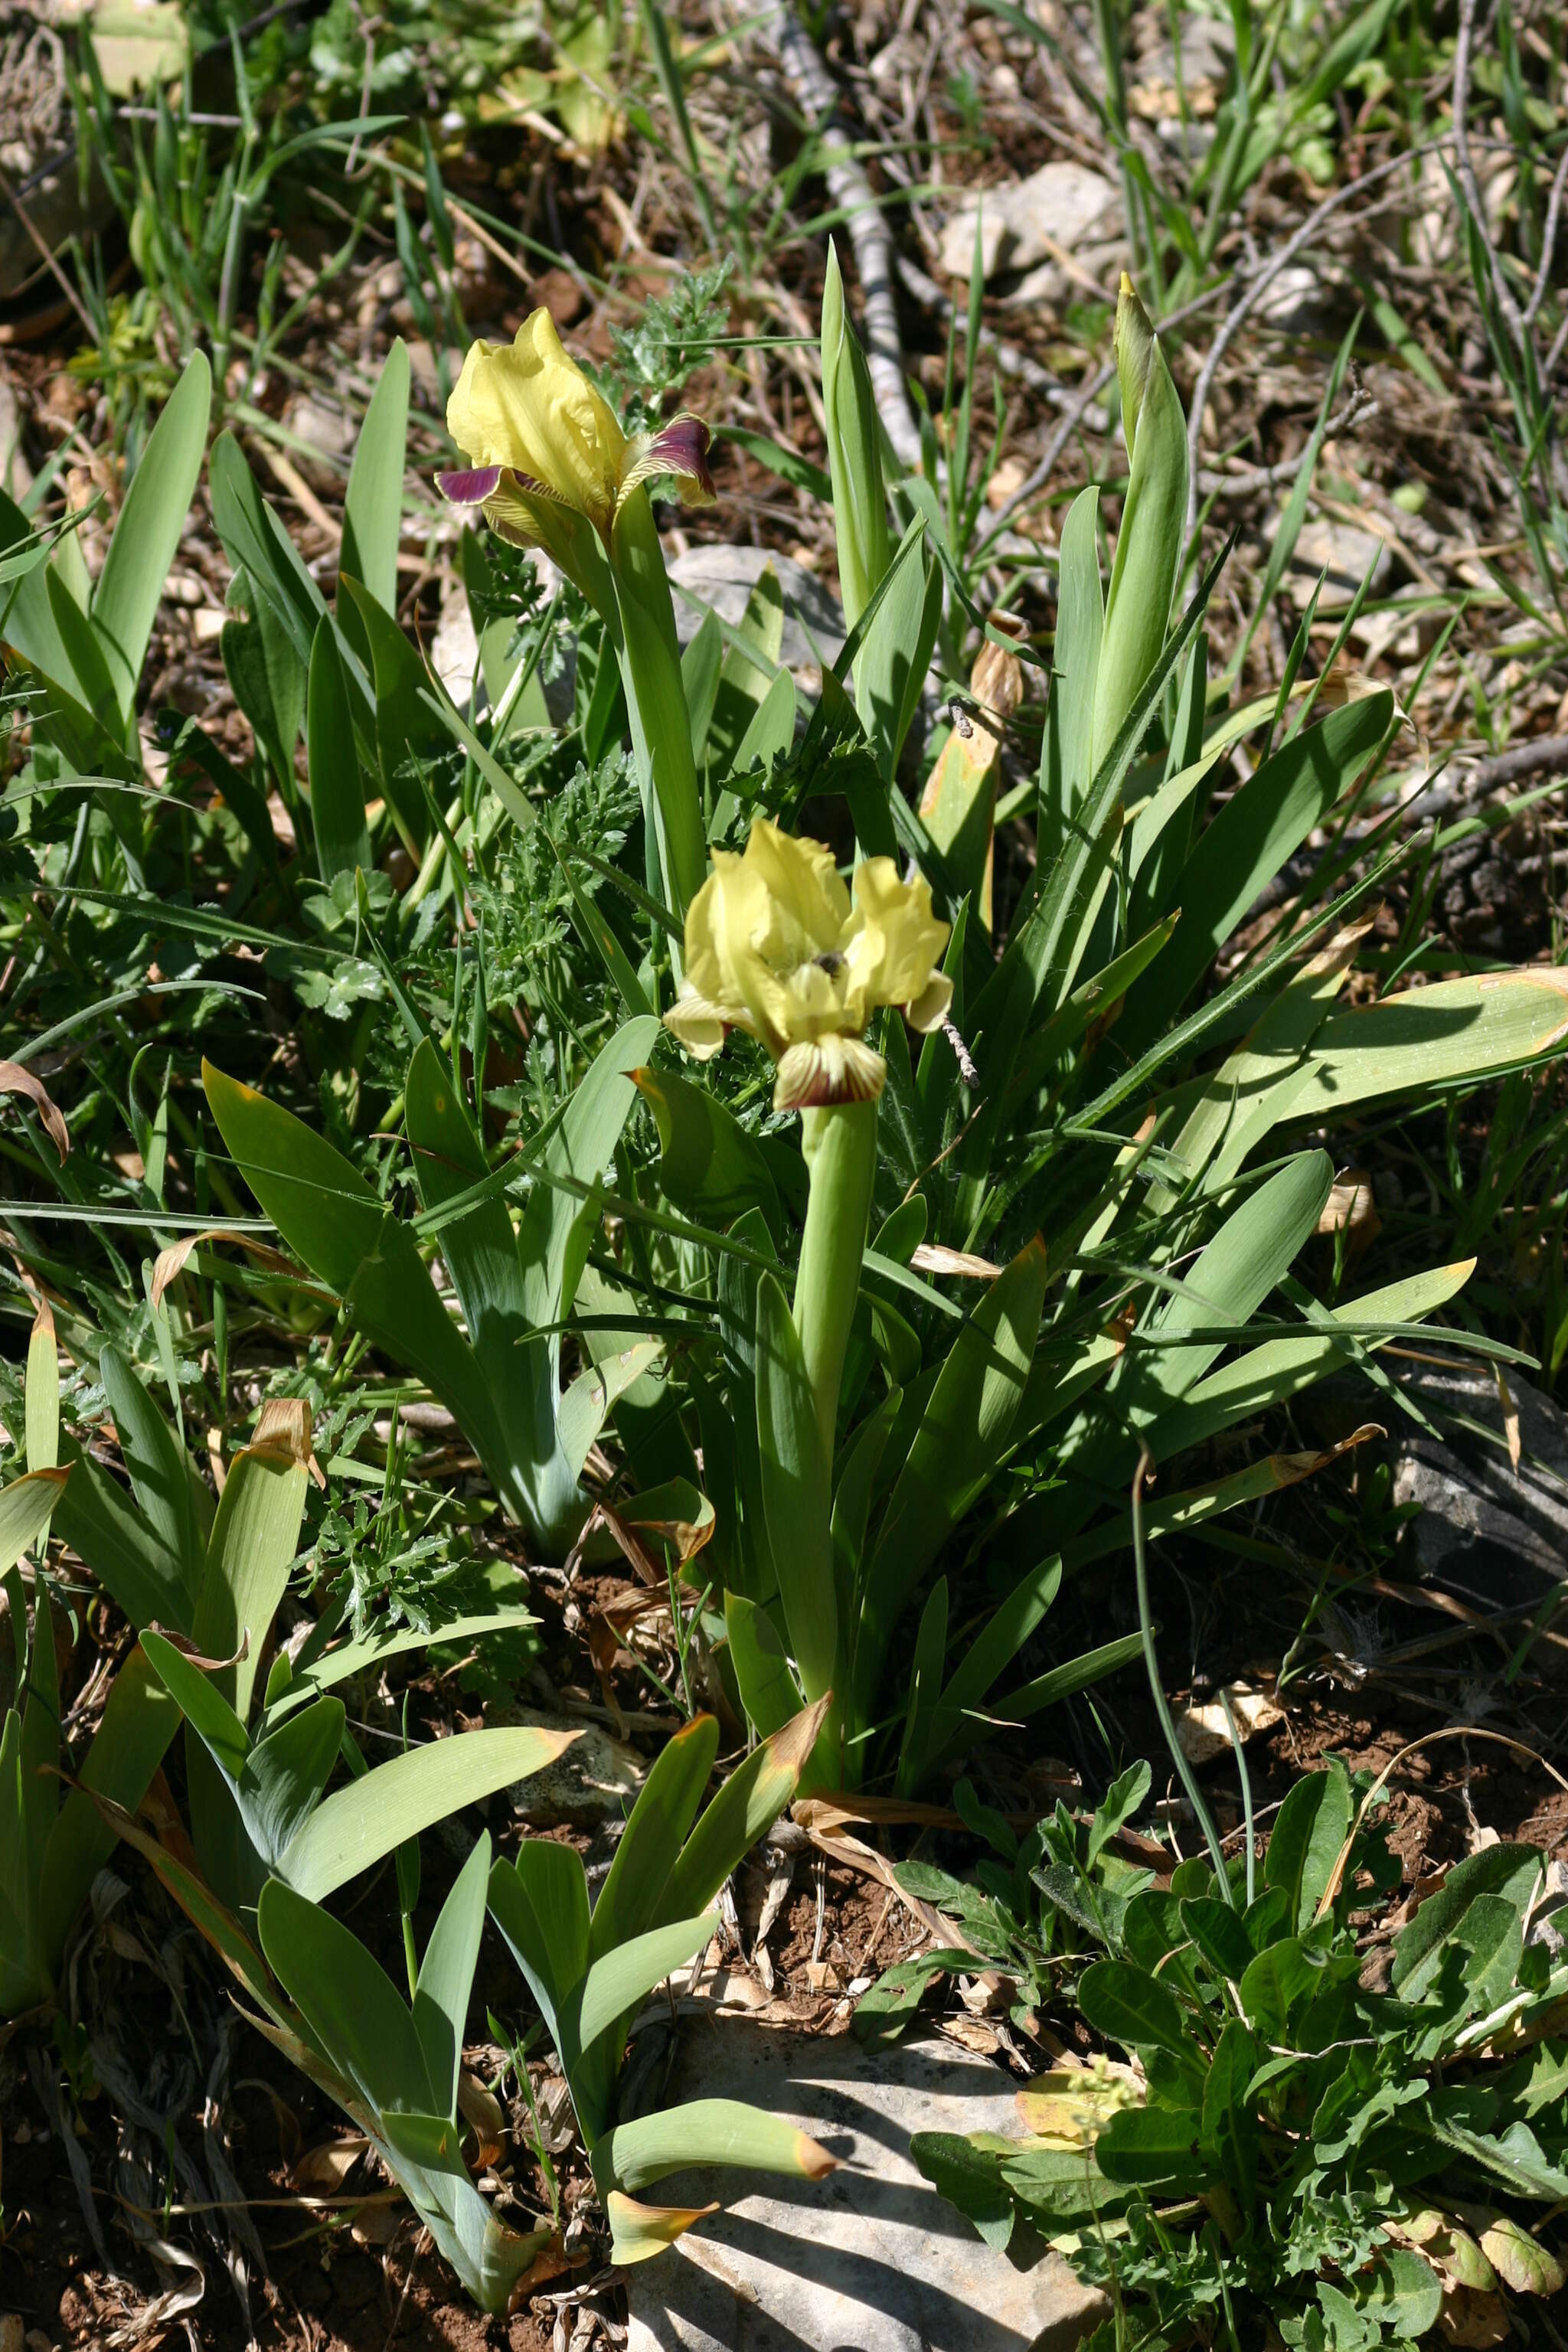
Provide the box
[773,1037,887,1111]
[436,465,503,505]
[446,312,626,533]
[619,416,717,508]
[662,818,949,1108]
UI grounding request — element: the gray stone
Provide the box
[432,552,576,724]
[1385,1362,1568,1603]
[625,2025,1105,2352]
[939,163,1120,286]
[667,544,845,676]
[430,580,482,706]
[1251,261,1328,335]
[1003,235,1129,312]
[286,394,353,462]
[498,1707,644,1828]
[1409,152,1459,270]
[1280,513,1393,610]
[1132,13,1235,103]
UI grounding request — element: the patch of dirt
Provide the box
[769,1858,901,2001]
[2,2055,564,2352]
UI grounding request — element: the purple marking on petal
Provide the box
[646,416,716,501]
[436,465,503,505]
[510,469,573,505]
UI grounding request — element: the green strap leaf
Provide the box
[341,340,410,622]
[259,1875,435,2118]
[0,1468,70,1578]
[307,616,371,882]
[723,1593,802,1743]
[595,2098,835,2195]
[1293,967,1568,1119]
[861,1238,1048,1708]
[1152,1258,1475,1462]
[634,1064,783,1236]
[662,1697,828,1924]
[337,575,441,849]
[99,1343,211,1595]
[281,1725,579,1900]
[588,1716,719,1964]
[1119,693,1394,1041]
[92,352,211,724]
[576,1913,717,2056]
[141,1629,250,1781]
[1093,280,1189,772]
[240,1698,348,1871]
[1040,485,1102,849]
[413,1832,492,2118]
[209,430,328,673]
[487,1842,590,2080]
[191,1437,310,1723]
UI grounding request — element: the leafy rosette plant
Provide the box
[912,1766,1568,2352]
[1,1305,312,2012]
[201,1019,657,1558]
[619,267,1568,1812]
[0,354,211,784]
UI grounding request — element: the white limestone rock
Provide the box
[625,2024,1106,2352]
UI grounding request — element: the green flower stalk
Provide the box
[793,1099,879,1462]
[437,309,713,921]
[663,819,953,1785]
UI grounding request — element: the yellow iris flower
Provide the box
[437,310,714,554]
[665,818,953,1112]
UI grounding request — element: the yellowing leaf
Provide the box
[1015,2055,1142,2148]
[1478,2216,1566,2296]
[1385,2210,1496,2294]
[89,0,188,98]
[0,1060,69,1161]
[606,2190,719,2265]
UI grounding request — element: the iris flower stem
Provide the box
[609,487,707,932]
[792,1098,878,1468]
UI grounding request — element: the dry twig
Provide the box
[1184,141,1454,536]
[767,2,922,468]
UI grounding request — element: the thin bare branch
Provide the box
[1524,137,1568,332]
[769,1,922,469]
[1197,388,1380,498]
[1184,141,1453,539]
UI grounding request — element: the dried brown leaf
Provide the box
[149,1228,297,1309]
[0,1062,68,1161]
[910,1243,1001,1279]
